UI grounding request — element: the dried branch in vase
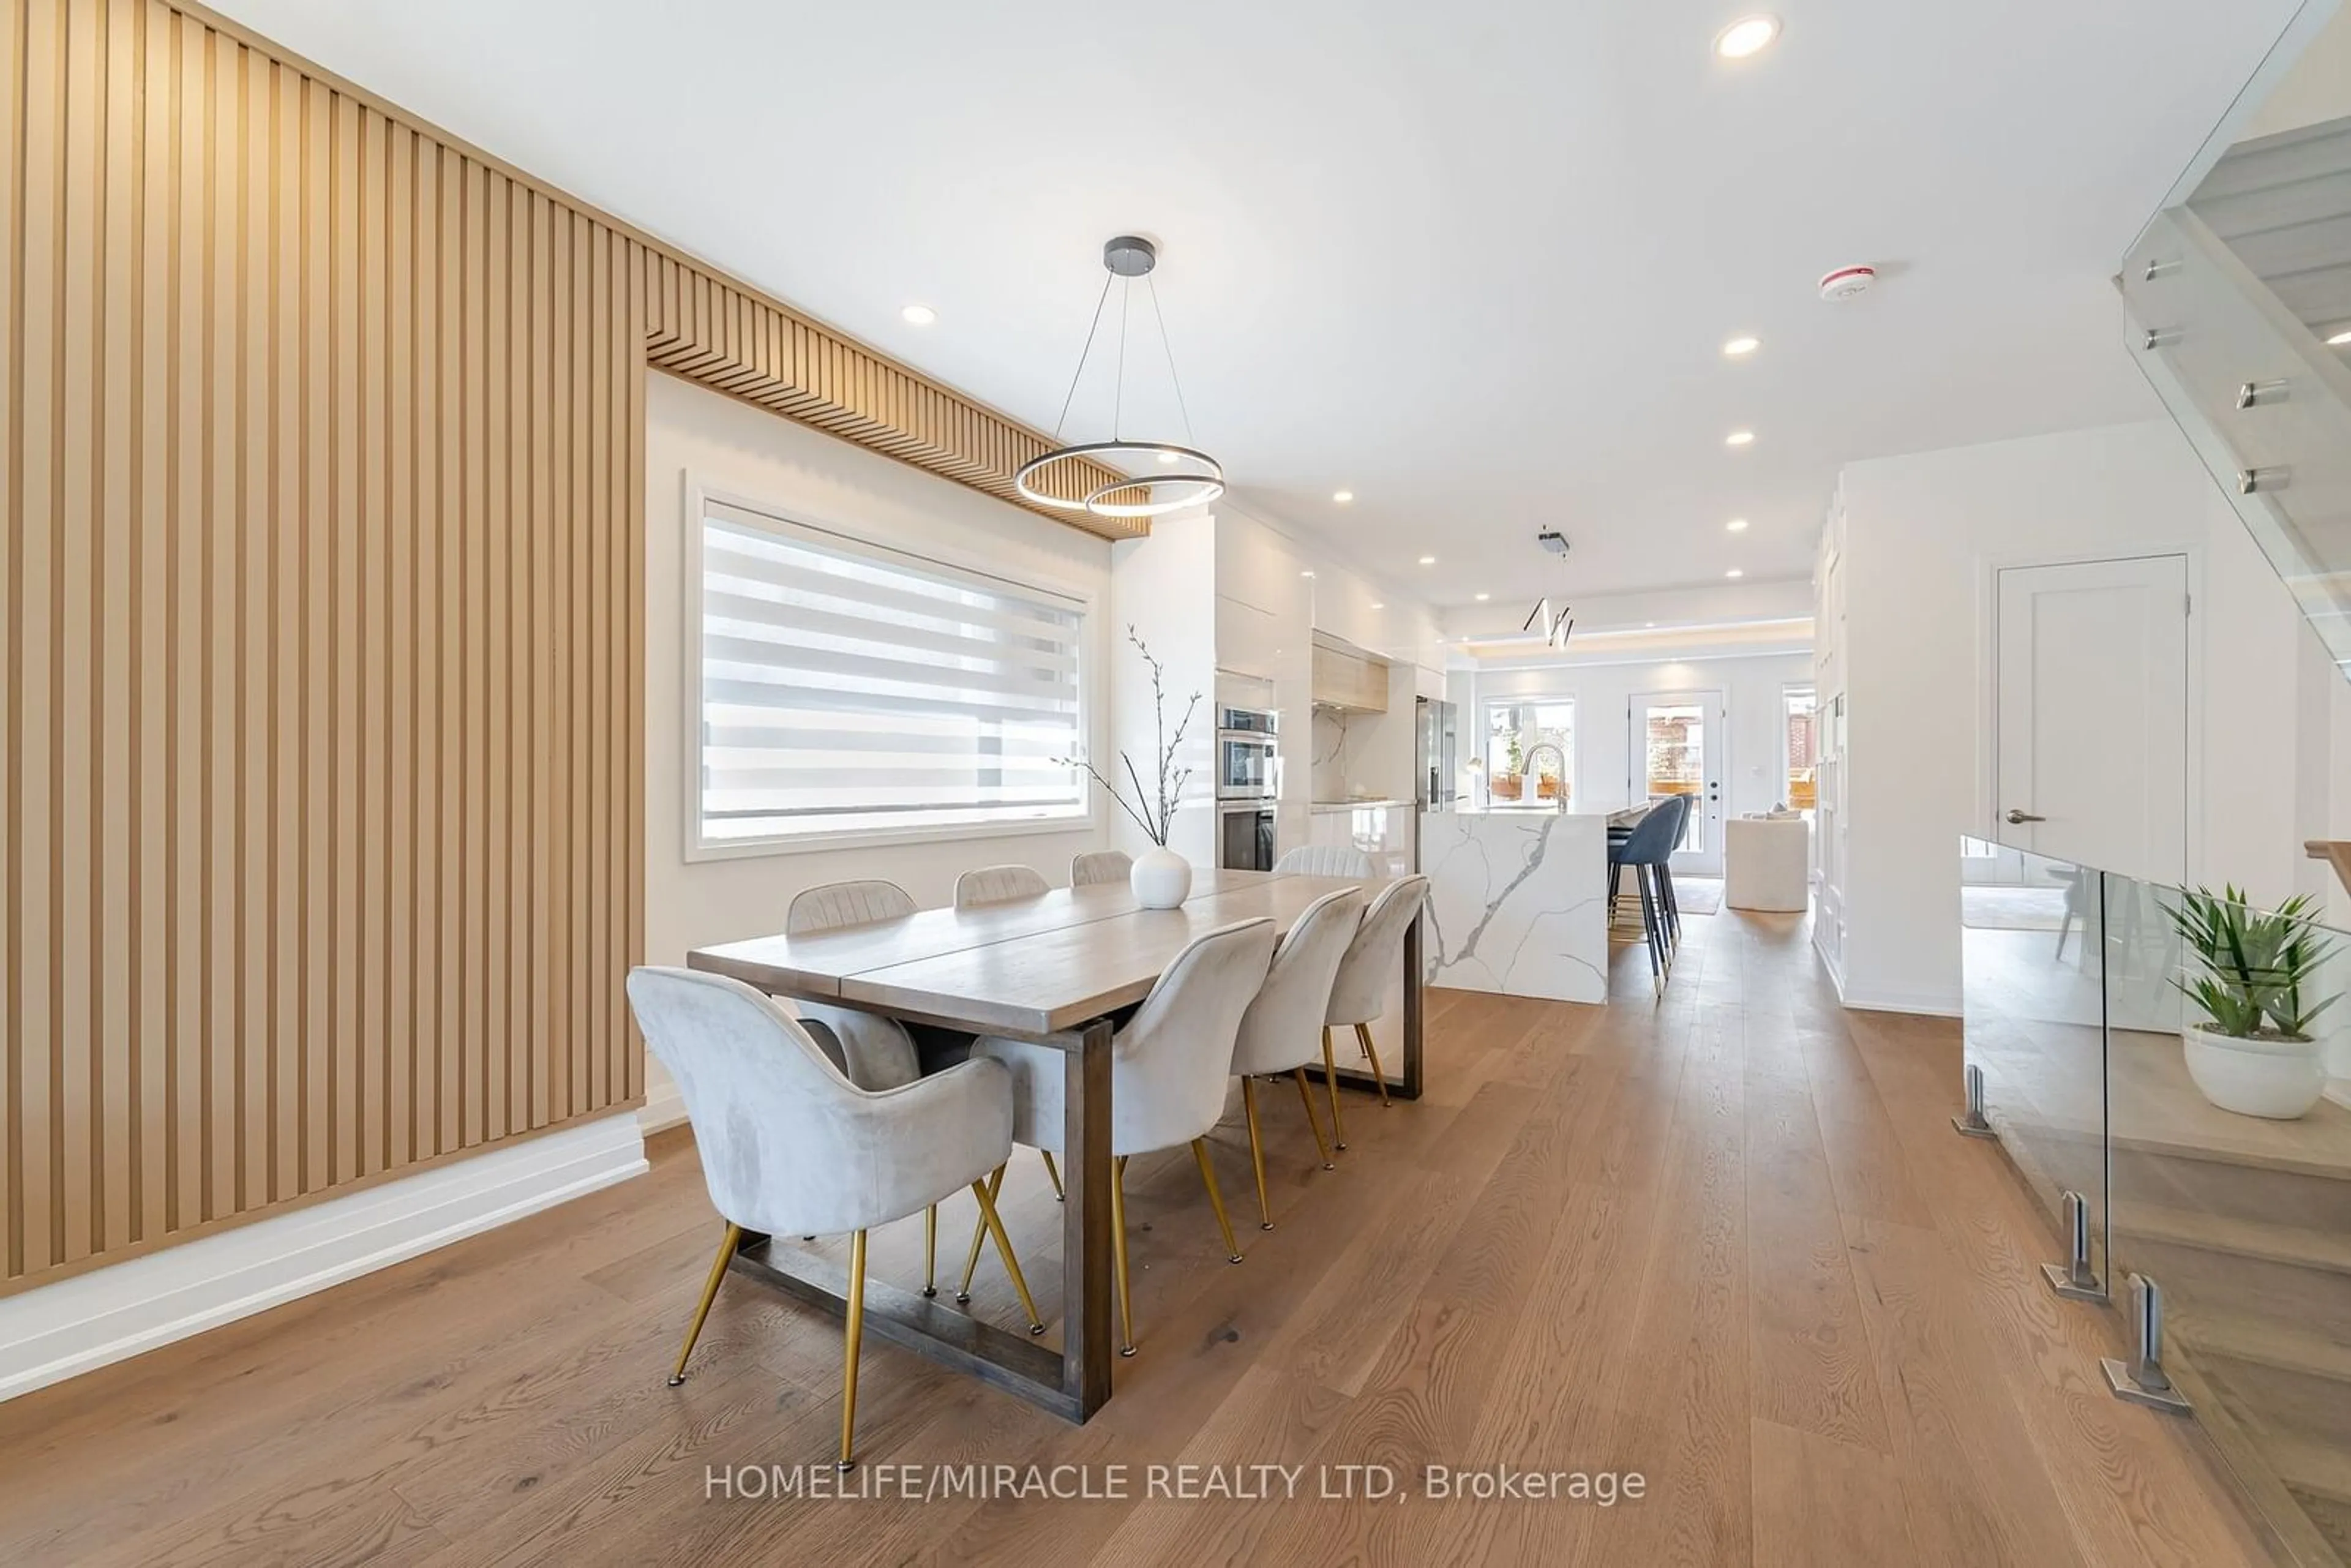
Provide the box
[1055,626,1201,849]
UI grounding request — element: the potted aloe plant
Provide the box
[2166,885,2338,1119]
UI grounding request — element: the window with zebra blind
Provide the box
[690,495,1092,853]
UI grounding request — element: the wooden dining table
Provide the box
[685,866,1423,1425]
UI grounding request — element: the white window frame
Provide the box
[681,478,1100,861]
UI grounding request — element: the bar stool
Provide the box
[1609,798,1685,996]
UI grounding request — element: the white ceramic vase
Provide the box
[2181,1022,2325,1120]
[1130,845,1192,910]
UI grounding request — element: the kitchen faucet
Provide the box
[1523,742,1567,813]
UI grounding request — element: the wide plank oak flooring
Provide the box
[0,909,2284,1566]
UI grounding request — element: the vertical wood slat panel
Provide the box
[268,48,298,1207]
[0,0,21,1280]
[132,0,170,1244]
[386,118,413,1172]
[298,64,328,1199]
[16,0,56,1280]
[2,0,642,1294]
[56,0,97,1267]
[238,32,269,1217]
[98,0,137,1256]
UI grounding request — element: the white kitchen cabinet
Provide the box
[1310,637,1389,713]
[1215,593,1280,681]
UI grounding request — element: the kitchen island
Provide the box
[1419,806,1630,1004]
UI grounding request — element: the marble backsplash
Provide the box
[1310,708,1353,801]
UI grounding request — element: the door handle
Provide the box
[2004,809,2045,825]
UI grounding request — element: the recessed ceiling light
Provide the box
[1725,430,1755,448]
[1474,592,1491,601]
[1417,555,1436,565]
[1714,14,1780,59]
[1645,621,1657,628]
[900,303,937,326]
[2330,328,2351,347]
[1332,490,1354,503]
[1368,602,1385,610]
[1722,334,1760,357]
[1726,568,1745,579]
[1300,569,1316,579]
[1726,518,1749,532]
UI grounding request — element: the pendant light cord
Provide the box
[1113,278,1130,441]
[1052,271,1116,441]
[1146,276,1199,446]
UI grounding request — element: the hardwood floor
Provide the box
[0,909,2287,1566]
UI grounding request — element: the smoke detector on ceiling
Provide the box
[1818,264,1877,302]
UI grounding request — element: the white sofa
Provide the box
[1725,814,1810,912]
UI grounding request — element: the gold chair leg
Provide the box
[955,1163,1005,1304]
[667,1221,741,1386]
[922,1204,938,1298]
[1039,1149,1065,1202]
[1292,1068,1335,1169]
[971,1178,1046,1335]
[1191,1138,1245,1264]
[1240,1078,1274,1230]
[1355,1021,1393,1108]
[1109,1155,1137,1357]
[838,1229,867,1471]
[1321,1027,1349,1151]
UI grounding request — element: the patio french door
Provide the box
[1630,691,1726,876]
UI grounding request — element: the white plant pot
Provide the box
[1130,846,1192,910]
[2181,1022,2325,1120]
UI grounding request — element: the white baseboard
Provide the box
[0,1111,647,1403]
[1839,986,1963,1019]
[1812,932,1847,999]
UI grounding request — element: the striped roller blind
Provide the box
[695,498,1090,847]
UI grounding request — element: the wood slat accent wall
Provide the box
[2,0,1117,1294]
[642,258,1142,532]
[0,0,654,1290]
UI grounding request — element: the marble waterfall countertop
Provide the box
[1419,808,1610,1004]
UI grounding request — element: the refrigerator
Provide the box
[1415,697,1458,811]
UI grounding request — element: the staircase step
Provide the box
[2113,1203,2351,1276]
[2179,1308,2351,1386]
[2272,1432,2351,1509]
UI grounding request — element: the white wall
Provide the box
[1832,418,2338,1014]
[643,373,1115,981]
[1109,515,1219,867]
[1458,650,1816,821]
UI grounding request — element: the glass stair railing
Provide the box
[2121,137,2351,675]
[1962,841,2351,1567]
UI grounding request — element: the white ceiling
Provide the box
[211,0,2304,604]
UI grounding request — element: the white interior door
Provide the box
[1995,555,2188,885]
[1631,690,1727,876]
